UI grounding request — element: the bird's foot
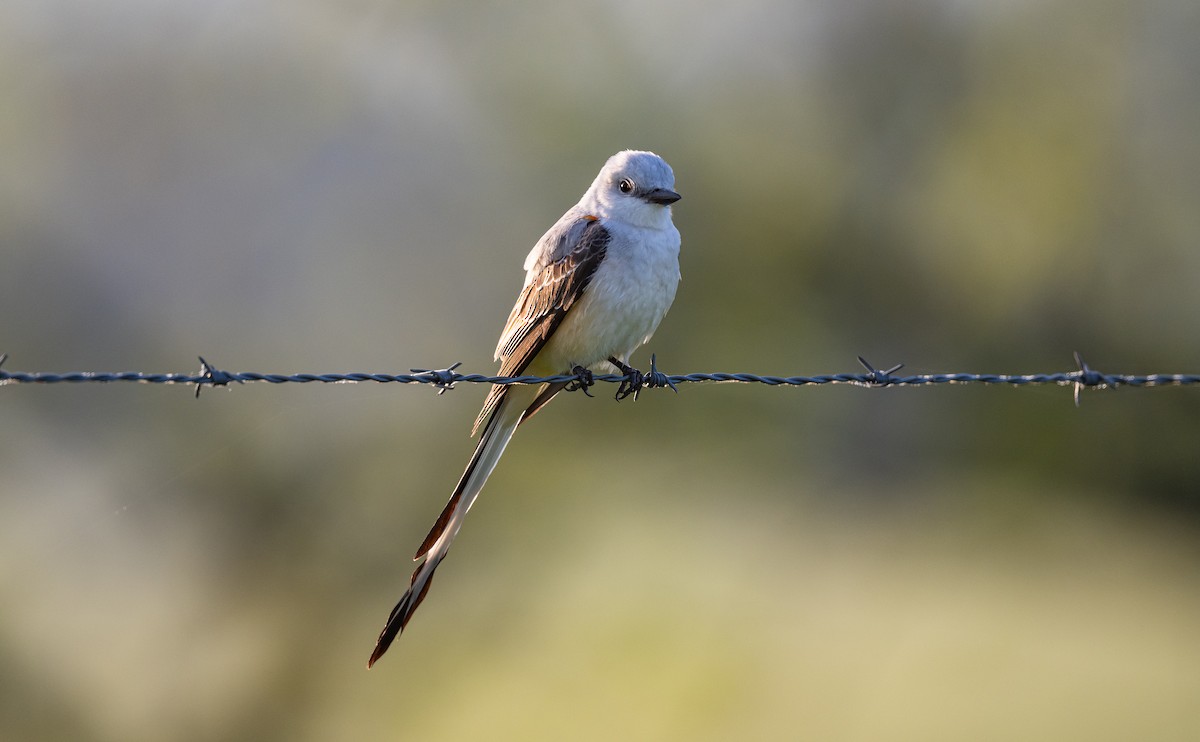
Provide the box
[609,357,645,401]
[565,365,595,397]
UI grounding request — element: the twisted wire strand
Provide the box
[1,353,1197,400]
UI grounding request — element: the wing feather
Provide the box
[471,218,609,435]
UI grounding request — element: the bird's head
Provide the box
[588,150,680,226]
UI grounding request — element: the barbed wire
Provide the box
[2,352,1198,405]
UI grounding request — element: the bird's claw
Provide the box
[615,368,645,401]
[607,356,645,401]
[566,365,595,396]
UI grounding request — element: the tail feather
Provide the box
[519,380,569,428]
[367,385,535,668]
[414,384,528,559]
[367,550,442,668]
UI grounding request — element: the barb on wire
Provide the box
[1073,351,1106,407]
[645,354,678,393]
[409,362,463,395]
[857,356,905,387]
[196,356,242,398]
[1,352,1199,404]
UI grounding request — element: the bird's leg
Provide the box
[565,365,595,397]
[608,357,645,401]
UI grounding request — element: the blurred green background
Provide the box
[3,1,1200,740]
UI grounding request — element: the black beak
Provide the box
[644,187,681,205]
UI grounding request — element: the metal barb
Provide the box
[1071,351,1106,407]
[410,362,462,395]
[644,354,678,393]
[857,356,905,386]
[195,356,241,398]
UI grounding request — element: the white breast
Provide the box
[530,219,680,375]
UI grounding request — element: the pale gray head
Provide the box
[585,150,680,223]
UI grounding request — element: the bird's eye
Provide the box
[618,179,634,194]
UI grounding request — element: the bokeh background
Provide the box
[3,1,1200,739]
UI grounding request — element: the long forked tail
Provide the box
[367,384,537,668]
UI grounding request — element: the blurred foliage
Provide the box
[2,1,1200,740]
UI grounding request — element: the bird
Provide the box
[367,150,682,668]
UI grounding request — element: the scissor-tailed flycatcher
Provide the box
[368,150,682,667]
